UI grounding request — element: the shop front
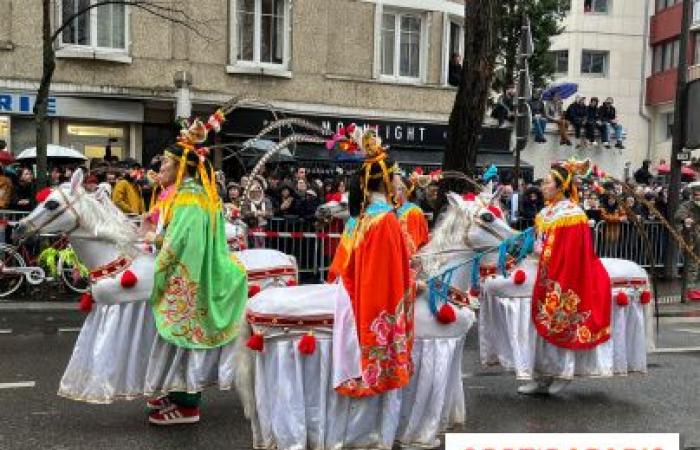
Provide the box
[218,106,533,181]
[0,90,144,166]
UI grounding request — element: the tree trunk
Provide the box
[34,0,56,188]
[443,0,499,175]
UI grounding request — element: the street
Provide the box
[0,317,699,450]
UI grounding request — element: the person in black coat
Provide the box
[634,160,653,185]
[565,96,589,147]
[448,53,462,87]
[519,186,544,229]
[11,167,37,212]
[584,97,605,147]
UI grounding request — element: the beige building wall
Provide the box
[523,0,651,180]
[0,0,464,118]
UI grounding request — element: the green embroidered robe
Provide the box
[150,179,248,349]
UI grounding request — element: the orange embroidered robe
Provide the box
[533,200,611,350]
[396,202,429,254]
[328,199,413,397]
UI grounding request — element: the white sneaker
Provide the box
[548,379,571,395]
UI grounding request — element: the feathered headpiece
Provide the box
[326,123,398,206]
[550,158,591,204]
[163,108,227,223]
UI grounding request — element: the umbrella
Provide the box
[17,144,87,161]
[542,82,579,101]
[656,163,697,180]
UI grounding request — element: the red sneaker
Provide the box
[145,396,171,411]
[148,404,200,425]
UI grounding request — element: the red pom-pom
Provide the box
[469,287,480,297]
[298,332,316,355]
[346,123,356,134]
[286,279,298,287]
[616,291,629,306]
[120,270,137,288]
[487,205,504,219]
[248,284,261,297]
[78,292,94,313]
[436,303,457,324]
[463,193,477,202]
[640,290,652,305]
[36,187,52,203]
[246,332,264,351]
[513,269,527,285]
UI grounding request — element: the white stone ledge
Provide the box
[55,48,132,64]
[226,64,292,79]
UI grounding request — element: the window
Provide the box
[584,0,609,13]
[551,50,569,74]
[694,0,700,26]
[656,0,680,12]
[581,50,609,76]
[665,112,674,140]
[443,18,464,86]
[59,0,126,50]
[231,0,290,71]
[694,33,700,65]
[652,39,680,73]
[380,11,423,80]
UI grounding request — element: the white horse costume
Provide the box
[15,171,296,403]
[233,193,516,450]
[471,193,650,388]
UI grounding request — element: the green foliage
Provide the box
[494,0,569,91]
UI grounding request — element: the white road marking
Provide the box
[0,381,36,389]
[652,347,700,353]
[675,328,700,334]
[58,327,81,333]
[0,329,12,334]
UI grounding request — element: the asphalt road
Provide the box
[0,324,699,450]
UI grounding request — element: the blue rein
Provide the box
[426,227,535,315]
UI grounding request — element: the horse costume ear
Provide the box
[70,169,84,194]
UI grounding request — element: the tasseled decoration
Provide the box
[470,253,483,289]
[513,269,527,285]
[248,284,261,297]
[79,292,94,313]
[120,270,137,288]
[298,331,316,355]
[497,239,510,276]
[36,187,52,203]
[518,227,536,260]
[616,291,629,306]
[640,290,652,305]
[246,332,264,351]
[286,279,298,287]
[436,303,457,324]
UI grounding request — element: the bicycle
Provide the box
[0,234,90,298]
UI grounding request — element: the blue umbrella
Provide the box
[542,82,578,101]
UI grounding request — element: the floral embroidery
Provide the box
[337,297,414,396]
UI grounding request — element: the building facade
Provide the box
[645,0,700,160]
[522,0,650,180]
[0,0,468,174]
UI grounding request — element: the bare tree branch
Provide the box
[51,0,215,43]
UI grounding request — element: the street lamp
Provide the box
[173,70,193,121]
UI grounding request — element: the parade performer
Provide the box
[394,175,430,254]
[675,181,700,301]
[144,121,248,424]
[327,127,413,398]
[519,159,612,395]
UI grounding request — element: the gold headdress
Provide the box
[162,109,227,223]
[550,158,591,204]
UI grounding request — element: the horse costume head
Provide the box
[15,170,139,256]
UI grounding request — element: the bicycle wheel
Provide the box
[58,254,90,294]
[0,244,26,298]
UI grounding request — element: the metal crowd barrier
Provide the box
[591,220,682,268]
